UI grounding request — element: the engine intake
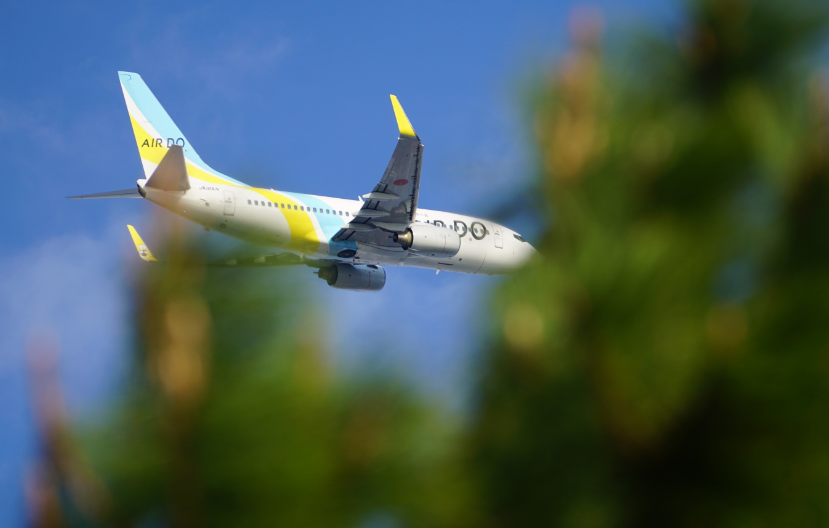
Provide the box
[393,224,461,259]
[317,263,386,292]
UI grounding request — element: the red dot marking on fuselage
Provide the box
[393,179,409,186]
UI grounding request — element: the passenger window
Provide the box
[254,200,258,205]
[339,211,343,215]
[294,205,297,210]
[268,202,272,207]
[326,209,330,214]
[313,207,317,212]
[281,203,285,208]
[247,200,251,204]
[346,212,350,217]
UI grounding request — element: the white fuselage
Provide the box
[142,180,535,276]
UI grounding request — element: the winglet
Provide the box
[390,95,417,138]
[127,225,157,262]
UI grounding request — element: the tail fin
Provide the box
[119,72,247,188]
[119,72,203,178]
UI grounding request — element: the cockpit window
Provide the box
[514,234,526,242]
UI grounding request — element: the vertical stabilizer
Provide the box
[118,72,247,187]
[119,71,203,178]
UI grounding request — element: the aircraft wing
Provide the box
[127,225,318,268]
[332,95,422,245]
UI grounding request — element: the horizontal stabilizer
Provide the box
[67,188,143,200]
[146,145,190,191]
[127,225,157,262]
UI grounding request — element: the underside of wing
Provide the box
[333,95,422,244]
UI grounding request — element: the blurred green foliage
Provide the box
[472,0,829,526]
[42,0,829,526]
[79,226,471,527]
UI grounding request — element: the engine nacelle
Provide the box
[317,263,386,292]
[393,224,461,259]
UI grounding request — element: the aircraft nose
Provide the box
[517,240,537,266]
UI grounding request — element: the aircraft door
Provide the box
[494,226,503,248]
[223,191,235,216]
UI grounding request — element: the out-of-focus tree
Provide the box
[26,339,114,528]
[72,217,472,528]
[470,0,829,526]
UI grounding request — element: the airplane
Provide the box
[69,72,536,292]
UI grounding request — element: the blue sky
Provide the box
[0,1,669,524]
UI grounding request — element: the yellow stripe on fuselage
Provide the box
[130,116,320,254]
[254,189,320,254]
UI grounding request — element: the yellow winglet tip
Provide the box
[390,95,417,138]
[127,225,157,262]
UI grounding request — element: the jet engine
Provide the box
[393,224,461,259]
[317,263,386,292]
